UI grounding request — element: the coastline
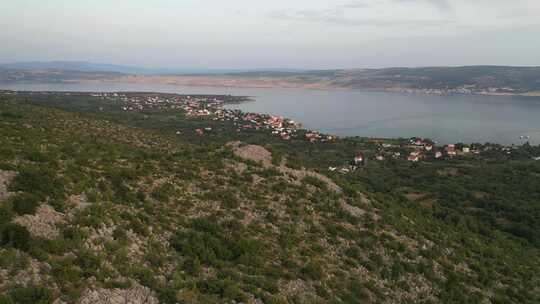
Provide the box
[2,89,539,147]
[90,76,540,98]
[3,76,540,97]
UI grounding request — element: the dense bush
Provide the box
[171,217,265,268]
[0,224,31,251]
[302,176,328,190]
[0,93,539,303]
[0,205,14,224]
[151,183,176,202]
[9,167,64,201]
[10,193,40,216]
[8,285,53,304]
[197,278,246,302]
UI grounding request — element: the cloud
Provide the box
[396,0,454,15]
[427,0,453,15]
[342,0,453,13]
[270,13,452,28]
[339,1,375,9]
[268,5,454,28]
[267,0,457,28]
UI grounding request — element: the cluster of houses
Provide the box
[328,153,365,174]
[210,110,301,140]
[40,92,540,160]
[403,138,482,162]
[96,93,226,113]
[101,92,344,142]
[305,131,336,143]
[100,92,305,140]
[328,138,498,174]
[390,85,520,96]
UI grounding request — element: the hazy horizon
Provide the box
[2,0,540,69]
[3,60,540,72]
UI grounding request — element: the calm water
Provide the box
[2,82,540,145]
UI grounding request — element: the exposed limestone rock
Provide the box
[85,226,115,251]
[78,282,159,304]
[340,200,366,217]
[0,170,16,201]
[11,258,51,286]
[228,142,343,193]
[225,160,248,174]
[0,254,52,290]
[13,205,65,239]
[279,165,342,193]
[229,141,273,167]
[280,279,312,299]
[68,193,91,212]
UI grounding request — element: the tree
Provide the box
[11,193,40,216]
[0,224,31,251]
[8,285,53,304]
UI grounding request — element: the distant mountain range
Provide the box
[0,61,306,75]
[1,61,540,95]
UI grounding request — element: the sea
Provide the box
[2,82,540,145]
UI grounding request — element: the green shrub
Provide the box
[25,151,50,163]
[50,259,81,285]
[0,205,14,225]
[302,176,327,190]
[151,183,176,202]
[197,278,246,302]
[301,261,324,280]
[9,167,64,200]
[11,193,40,216]
[0,295,13,304]
[8,285,53,304]
[75,250,102,277]
[48,199,67,213]
[130,267,157,289]
[184,257,201,275]
[0,249,30,272]
[0,224,31,251]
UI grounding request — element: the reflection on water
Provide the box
[2,82,540,145]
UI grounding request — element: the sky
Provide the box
[1,0,540,69]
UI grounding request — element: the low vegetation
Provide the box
[0,92,538,303]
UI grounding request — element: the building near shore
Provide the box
[446,144,457,156]
[408,151,422,162]
[354,153,365,165]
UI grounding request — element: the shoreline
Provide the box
[98,76,540,98]
[3,89,537,148]
[3,79,540,98]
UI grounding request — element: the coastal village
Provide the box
[3,90,539,174]
[386,84,522,96]
[89,92,540,174]
[328,138,489,174]
[93,92,335,143]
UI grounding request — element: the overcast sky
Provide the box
[1,0,540,69]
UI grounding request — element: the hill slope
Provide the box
[0,92,539,303]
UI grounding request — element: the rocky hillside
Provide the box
[3,65,540,95]
[0,95,539,303]
[228,66,540,94]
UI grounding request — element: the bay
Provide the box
[2,82,540,145]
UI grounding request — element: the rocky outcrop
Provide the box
[228,142,342,193]
[78,282,159,304]
[0,170,16,201]
[68,194,91,212]
[340,200,366,217]
[13,205,65,239]
[228,141,273,167]
[278,165,342,193]
[0,253,52,291]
